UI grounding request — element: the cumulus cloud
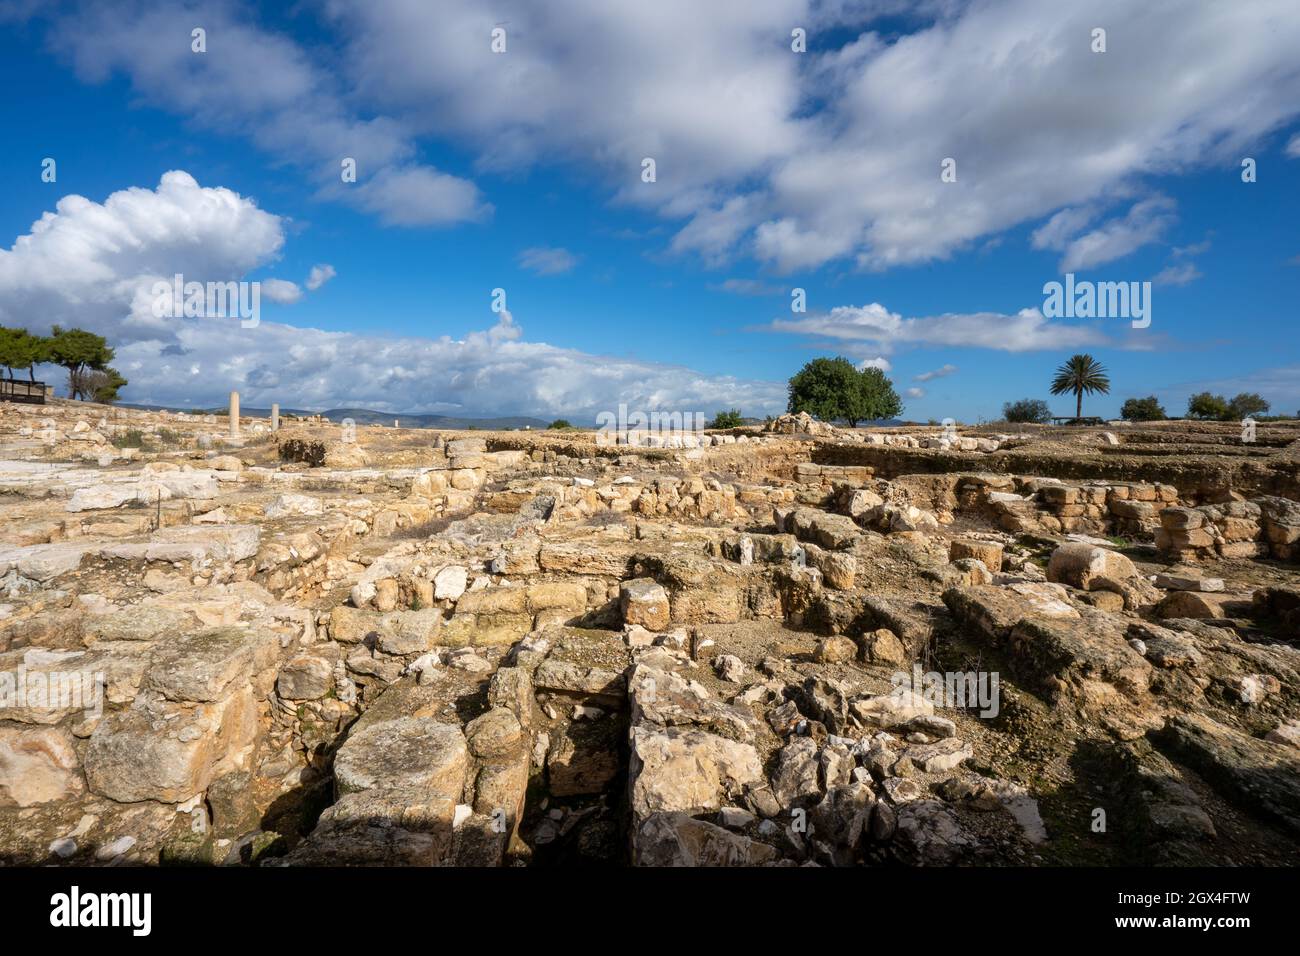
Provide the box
[517,247,580,276]
[0,173,785,418]
[769,303,1111,353]
[47,1,486,227]
[905,386,925,399]
[0,170,285,343]
[106,312,787,418]
[305,264,337,291]
[857,356,892,371]
[260,279,303,304]
[24,0,1300,269]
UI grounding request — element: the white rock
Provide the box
[434,565,469,601]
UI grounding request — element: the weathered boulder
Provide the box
[628,725,763,820]
[620,578,671,631]
[1047,542,1156,608]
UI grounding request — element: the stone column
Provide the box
[271,403,280,431]
[229,391,240,439]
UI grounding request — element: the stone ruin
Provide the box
[1,399,1298,867]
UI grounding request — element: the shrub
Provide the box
[112,429,148,450]
[278,438,326,467]
[547,419,573,430]
[1186,392,1231,420]
[708,409,743,429]
[1227,392,1269,420]
[1002,398,1052,424]
[1120,396,1166,421]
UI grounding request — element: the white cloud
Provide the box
[104,312,787,419]
[1151,262,1202,287]
[0,173,785,418]
[347,165,490,227]
[48,2,486,227]
[857,356,892,371]
[905,386,925,399]
[0,171,285,343]
[1287,133,1300,158]
[32,0,1300,268]
[260,279,302,304]
[1048,197,1178,273]
[518,247,580,276]
[770,303,1110,352]
[711,278,783,296]
[914,363,957,381]
[305,264,337,291]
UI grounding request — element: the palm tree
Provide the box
[1050,354,1110,420]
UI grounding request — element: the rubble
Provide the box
[0,399,1296,867]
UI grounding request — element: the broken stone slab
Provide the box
[619,578,671,631]
[146,628,277,703]
[533,659,627,702]
[629,725,763,821]
[628,662,756,742]
[1156,713,1300,837]
[0,725,83,807]
[334,716,468,799]
[147,525,261,563]
[83,688,258,804]
[276,655,334,700]
[0,543,92,583]
[891,799,973,865]
[264,493,324,518]
[851,689,935,729]
[770,736,821,805]
[949,538,1004,572]
[1154,590,1252,620]
[899,737,972,773]
[633,812,779,866]
[1153,572,1225,593]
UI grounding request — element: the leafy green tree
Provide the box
[789,357,856,423]
[547,419,573,429]
[46,326,115,400]
[856,367,903,424]
[708,409,743,429]
[1002,398,1052,424]
[1049,353,1110,419]
[788,357,902,427]
[1227,392,1269,420]
[1186,392,1231,420]
[1120,396,1166,421]
[0,326,50,381]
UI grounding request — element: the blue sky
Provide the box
[1,0,1298,422]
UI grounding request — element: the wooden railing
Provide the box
[0,379,48,404]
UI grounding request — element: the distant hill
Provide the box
[116,402,549,431]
